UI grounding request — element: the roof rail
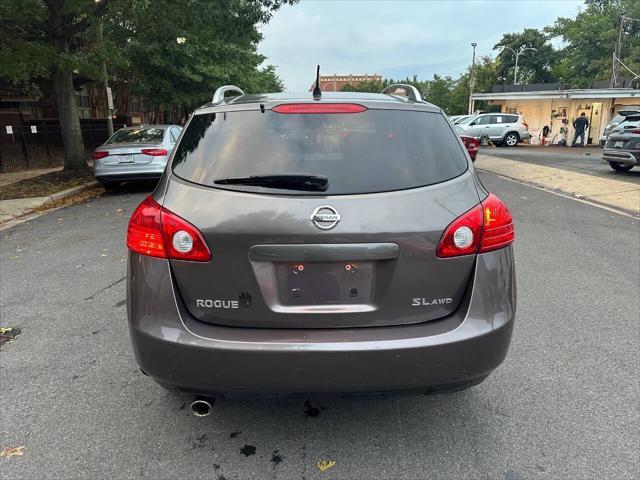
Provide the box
[212,85,245,104]
[381,84,423,102]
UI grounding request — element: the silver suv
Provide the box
[458,113,530,146]
[126,84,516,401]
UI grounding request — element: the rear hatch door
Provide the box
[164,105,480,328]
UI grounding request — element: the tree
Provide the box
[0,0,295,173]
[0,0,110,171]
[546,0,640,87]
[494,28,557,84]
[105,0,293,116]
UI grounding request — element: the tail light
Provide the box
[92,150,109,160]
[141,148,168,156]
[522,122,529,129]
[437,194,514,258]
[127,196,211,262]
[272,103,367,114]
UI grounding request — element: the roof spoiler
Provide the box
[212,85,245,104]
[381,84,423,102]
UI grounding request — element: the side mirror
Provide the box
[469,122,476,126]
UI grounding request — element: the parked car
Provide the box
[451,114,472,125]
[93,124,183,189]
[457,113,529,147]
[599,109,640,146]
[126,85,516,402]
[454,125,480,161]
[602,121,640,172]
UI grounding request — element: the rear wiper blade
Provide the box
[214,174,329,192]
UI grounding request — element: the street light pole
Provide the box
[468,42,477,115]
[500,46,537,85]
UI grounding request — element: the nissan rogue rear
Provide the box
[126,85,517,397]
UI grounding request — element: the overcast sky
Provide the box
[259,0,585,91]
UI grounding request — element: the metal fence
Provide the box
[0,120,126,172]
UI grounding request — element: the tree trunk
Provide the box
[54,66,88,172]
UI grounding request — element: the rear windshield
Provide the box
[107,127,165,144]
[172,109,468,195]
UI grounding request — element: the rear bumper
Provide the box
[602,149,640,166]
[128,248,516,395]
[94,162,166,181]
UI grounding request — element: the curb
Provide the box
[44,180,100,205]
[0,180,101,231]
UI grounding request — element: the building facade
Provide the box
[471,86,640,145]
[310,74,382,92]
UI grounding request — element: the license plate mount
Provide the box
[118,155,134,163]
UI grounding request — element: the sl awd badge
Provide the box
[310,205,340,230]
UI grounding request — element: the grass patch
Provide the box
[0,170,95,200]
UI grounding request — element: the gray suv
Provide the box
[126,84,516,400]
[458,113,530,146]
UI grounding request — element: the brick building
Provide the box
[309,74,382,92]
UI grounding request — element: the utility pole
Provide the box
[97,23,114,136]
[468,42,477,115]
[611,16,624,88]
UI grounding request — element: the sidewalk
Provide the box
[475,154,640,215]
[0,166,62,188]
[0,167,99,229]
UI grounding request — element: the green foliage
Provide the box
[546,0,640,86]
[103,0,293,111]
[494,28,557,84]
[0,0,295,108]
[339,60,501,115]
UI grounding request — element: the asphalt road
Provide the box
[1,174,639,479]
[484,146,640,185]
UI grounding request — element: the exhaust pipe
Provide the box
[190,397,213,417]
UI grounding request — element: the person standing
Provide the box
[572,112,589,147]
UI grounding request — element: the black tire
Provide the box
[98,179,119,191]
[608,162,634,172]
[503,132,519,147]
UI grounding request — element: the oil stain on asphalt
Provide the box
[304,400,325,418]
[240,444,256,456]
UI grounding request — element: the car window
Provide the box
[107,127,165,144]
[172,109,468,195]
[170,127,180,143]
[491,115,508,124]
[475,116,492,125]
[456,116,475,125]
[507,115,519,123]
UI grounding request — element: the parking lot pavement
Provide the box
[484,146,640,185]
[1,174,639,479]
[475,154,640,215]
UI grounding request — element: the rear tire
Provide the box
[608,162,633,172]
[98,179,119,191]
[503,132,519,147]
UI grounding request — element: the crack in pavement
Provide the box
[84,276,126,300]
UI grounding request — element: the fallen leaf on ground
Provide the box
[316,460,336,472]
[0,327,21,346]
[0,446,25,458]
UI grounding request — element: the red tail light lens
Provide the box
[92,150,109,160]
[272,103,367,114]
[437,194,514,258]
[141,148,168,156]
[522,122,529,129]
[127,197,211,262]
[480,194,515,253]
[436,204,483,257]
[462,136,479,151]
